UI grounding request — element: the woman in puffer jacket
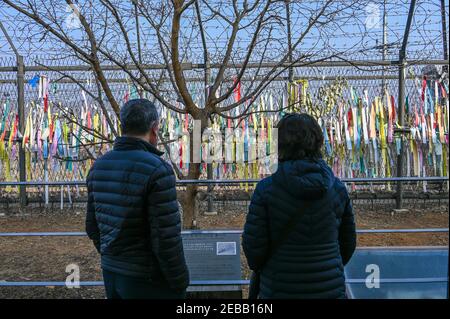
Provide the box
[242,113,356,299]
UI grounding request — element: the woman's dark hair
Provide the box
[276,113,323,161]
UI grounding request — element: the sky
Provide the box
[0,0,447,64]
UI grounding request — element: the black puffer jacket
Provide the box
[242,159,356,299]
[85,136,189,293]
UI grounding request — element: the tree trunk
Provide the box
[181,162,201,229]
[178,113,208,229]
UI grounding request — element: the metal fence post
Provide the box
[396,59,406,209]
[17,55,27,207]
[205,60,215,214]
[440,0,448,74]
[396,0,416,210]
[285,0,293,84]
[0,21,27,207]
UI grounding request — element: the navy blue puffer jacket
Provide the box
[242,159,356,299]
[85,136,189,293]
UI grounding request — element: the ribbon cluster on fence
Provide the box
[0,75,448,188]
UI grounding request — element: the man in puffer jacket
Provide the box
[85,99,189,299]
[243,113,356,299]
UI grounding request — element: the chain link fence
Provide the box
[1,58,448,179]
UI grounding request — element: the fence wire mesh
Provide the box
[1,59,448,181]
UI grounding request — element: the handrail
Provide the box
[1,277,447,287]
[0,228,448,237]
[0,176,448,187]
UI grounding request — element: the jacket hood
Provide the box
[272,159,335,200]
[113,136,164,156]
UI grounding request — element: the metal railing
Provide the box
[0,228,448,237]
[0,176,448,186]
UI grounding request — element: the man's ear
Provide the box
[150,123,159,143]
[152,123,159,136]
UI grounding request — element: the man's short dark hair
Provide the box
[120,99,159,135]
[276,113,324,161]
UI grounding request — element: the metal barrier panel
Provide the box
[344,247,449,299]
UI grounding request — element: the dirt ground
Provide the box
[0,205,448,299]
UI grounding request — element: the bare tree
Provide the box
[2,0,371,227]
